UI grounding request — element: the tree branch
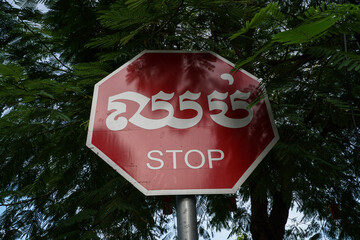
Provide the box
[17,17,73,72]
[1,190,56,207]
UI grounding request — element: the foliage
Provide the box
[0,0,359,239]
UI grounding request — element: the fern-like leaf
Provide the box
[273,15,340,44]
[230,3,283,40]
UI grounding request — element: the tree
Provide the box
[0,0,359,239]
[231,2,360,239]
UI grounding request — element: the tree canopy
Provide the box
[0,0,359,239]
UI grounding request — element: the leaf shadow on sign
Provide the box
[123,52,230,127]
[124,52,219,96]
[211,84,276,187]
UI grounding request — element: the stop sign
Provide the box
[86,51,279,196]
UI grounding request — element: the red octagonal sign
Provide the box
[87,51,279,196]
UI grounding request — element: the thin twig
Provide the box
[17,17,73,72]
[1,190,56,207]
[343,34,360,148]
[151,0,184,41]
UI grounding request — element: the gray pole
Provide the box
[176,195,198,240]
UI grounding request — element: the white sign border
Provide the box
[86,50,279,196]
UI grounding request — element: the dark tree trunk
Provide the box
[250,188,273,240]
[269,191,291,239]
[250,183,292,240]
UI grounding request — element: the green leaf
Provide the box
[230,3,281,40]
[0,64,24,81]
[233,41,274,69]
[125,0,147,10]
[273,15,340,44]
[38,90,55,99]
[54,112,71,122]
[120,24,147,45]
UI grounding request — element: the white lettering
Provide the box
[207,149,224,168]
[229,90,253,127]
[166,150,183,169]
[147,149,225,170]
[106,73,255,131]
[208,90,229,124]
[147,150,164,170]
[168,91,203,129]
[185,150,205,169]
[106,91,150,131]
[220,73,234,85]
[208,89,253,128]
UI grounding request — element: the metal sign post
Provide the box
[176,195,198,240]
